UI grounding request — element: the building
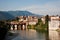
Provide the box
[49,16,60,30]
[18,16,38,25]
[7,16,38,30]
[28,16,38,25]
[41,16,45,24]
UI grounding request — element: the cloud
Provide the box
[18,6,60,15]
[1,0,59,16]
[17,0,60,15]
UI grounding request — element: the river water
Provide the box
[49,30,60,40]
[6,29,60,40]
[8,29,48,40]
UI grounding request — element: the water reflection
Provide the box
[11,29,48,40]
[49,30,60,40]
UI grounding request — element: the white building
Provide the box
[28,16,38,25]
[28,21,37,25]
[41,17,45,24]
[49,16,60,30]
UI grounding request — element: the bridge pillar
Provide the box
[18,24,21,30]
[17,25,19,30]
[10,25,13,30]
[22,25,25,30]
[13,25,15,30]
[14,24,17,30]
[26,23,28,30]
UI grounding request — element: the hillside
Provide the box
[0,11,42,20]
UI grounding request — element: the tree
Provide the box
[45,15,49,40]
[45,15,49,23]
[0,21,8,40]
[45,15,49,29]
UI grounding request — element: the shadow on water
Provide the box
[0,27,8,40]
[36,30,49,40]
[0,21,8,40]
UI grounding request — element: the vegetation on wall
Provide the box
[28,15,49,31]
[36,15,49,31]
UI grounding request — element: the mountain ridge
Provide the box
[0,11,42,20]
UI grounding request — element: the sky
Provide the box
[0,0,60,15]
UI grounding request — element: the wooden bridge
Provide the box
[7,21,28,30]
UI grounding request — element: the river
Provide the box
[7,29,48,40]
[49,30,60,40]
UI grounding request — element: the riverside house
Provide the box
[49,16,60,30]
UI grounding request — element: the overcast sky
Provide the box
[0,0,60,15]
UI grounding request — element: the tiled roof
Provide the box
[11,21,19,24]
